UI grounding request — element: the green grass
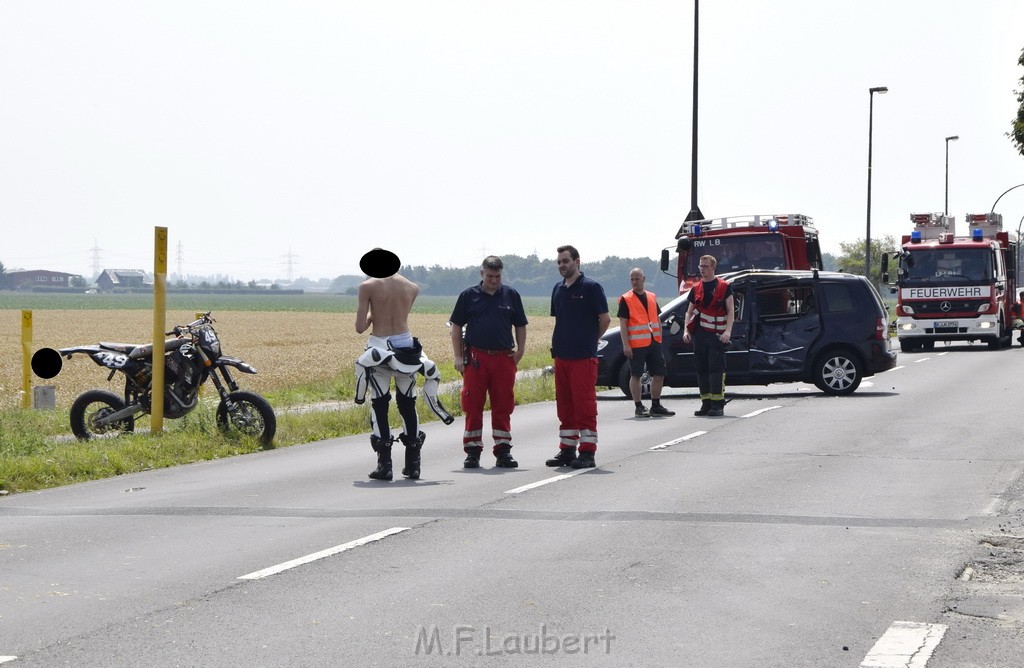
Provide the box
[0,355,557,495]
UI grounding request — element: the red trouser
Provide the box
[461,348,517,454]
[554,357,599,453]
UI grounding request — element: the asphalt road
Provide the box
[2,341,1024,666]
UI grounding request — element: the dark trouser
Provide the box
[692,328,726,402]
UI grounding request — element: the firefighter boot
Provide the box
[463,446,482,469]
[399,430,425,480]
[494,444,518,468]
[368,436,393,481]
[707,400,725,417]
[694,400,711,416]
[570,450,596,469]
[546,447,577,467]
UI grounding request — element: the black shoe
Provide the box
[494,453,518,468]
[649,404,675,417]
[707,401,724,417]
[694,400,711,416]
[545,448,576,467]
[634,405,651,418]
[463,447,482,469]
[570,451,596,469]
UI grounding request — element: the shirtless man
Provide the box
[354,248,451,481]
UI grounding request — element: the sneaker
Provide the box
[545,448,576,467]
[634,405,651,418]
[649,404,675,417]
[570,451,596,469]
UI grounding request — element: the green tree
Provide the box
[835,235,899,286]
[1010,47,1024,157]
[0,260,6,290]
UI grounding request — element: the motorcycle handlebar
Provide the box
[166,312,214,337]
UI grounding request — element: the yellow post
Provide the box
[195,312,205,397]
[151,227,168,433]
[21,310,32,409]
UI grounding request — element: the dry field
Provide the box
[1,310,554,410]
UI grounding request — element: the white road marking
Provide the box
[0,657,17,664]
[650,431,707,450]
[238,527,410,580]
[914,357,931,363]
[504,469,594,494]
[740,406,782,419]
[890,365,906,371]
[860,621,947,668]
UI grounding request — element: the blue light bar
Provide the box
[910,230,922,242]
[692,224,702,237]
[972,228,984,240]
[767,219,779,232]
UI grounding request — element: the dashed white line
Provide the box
[0,657,17,664]
[860,621,947,668]
[504,469,593,494]
[740,405,782,419]
[914,357,931,363]
[650,431,708,450]
[238,527,410,580]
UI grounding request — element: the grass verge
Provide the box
[0,359,558,495]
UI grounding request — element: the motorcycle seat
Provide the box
[127,338,190,359]
[99,342,140,353]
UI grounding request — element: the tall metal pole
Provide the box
[944,135,959,216]
[865,86,888,278]
[684,0,704,222]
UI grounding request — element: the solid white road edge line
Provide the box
[504,469,595,494]
[650,431,708,450]
[859,620,947,668]
[238,527,410,580]
[740,405,782,419]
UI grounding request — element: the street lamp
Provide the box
[944,135,958,216]
[684,0,705,223]
[991,183,1024,213]
[865,85,888,278]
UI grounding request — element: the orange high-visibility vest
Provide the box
[621,290,662,348]
[692,279,729,333]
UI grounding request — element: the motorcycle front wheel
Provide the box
[216,391,276,446]
[69,389,136,441]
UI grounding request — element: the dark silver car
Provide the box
[597,270,897,396]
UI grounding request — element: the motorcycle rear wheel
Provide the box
[216,391,276,446]
[69,389,136,441]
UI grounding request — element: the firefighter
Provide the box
[617,267,675,418]
[449,256,528,469]
[545,245,611,469]
[682,254,735,417]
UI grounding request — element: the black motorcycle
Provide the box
[56,312,276,445]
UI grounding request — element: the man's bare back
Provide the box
[355,274,420,336]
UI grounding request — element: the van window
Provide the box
[756,286,815,320]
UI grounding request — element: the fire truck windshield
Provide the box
[684,236,786,275]
[900,248,993,285]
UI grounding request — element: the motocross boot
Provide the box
[399,431,425,480]
[368,435,393,481]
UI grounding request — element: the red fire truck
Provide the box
[882,212,1018,352]
[659,213,824,292]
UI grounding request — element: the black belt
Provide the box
[471,347,513,355]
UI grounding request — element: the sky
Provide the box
[2,1,1023,282]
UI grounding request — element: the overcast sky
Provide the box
[2,1,1022,282]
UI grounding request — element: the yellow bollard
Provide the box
[195,312,205,398]
[21,310,32,409]
[151,227,168,433]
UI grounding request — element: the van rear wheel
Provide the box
[812,350,863,396]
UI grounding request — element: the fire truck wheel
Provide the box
[812,349,863,396]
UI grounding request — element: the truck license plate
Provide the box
[935,320,957,328]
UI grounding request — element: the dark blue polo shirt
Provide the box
[449,283,528,350]
[550,272,609,359]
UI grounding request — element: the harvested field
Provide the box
[1,310,555,410]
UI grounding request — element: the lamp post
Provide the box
[684,0,705,223]
[864,86,888,278]
[944,135,958,216]
[991,183,1024,213]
